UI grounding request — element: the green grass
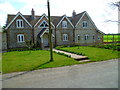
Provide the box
[104,35,120,42]
[58,46,119,62]
[2,50,79,74]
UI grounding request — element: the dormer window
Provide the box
[62,21,67,28]
[16,19,24,28]
[39,20,48,28]
[82,21,88,28]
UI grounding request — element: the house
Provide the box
[5,9,104,49]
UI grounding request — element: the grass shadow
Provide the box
[2,60,52,81]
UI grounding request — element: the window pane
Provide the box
[40,21,48,27]
[83,21,88,28]
[66,34,68,41]
[62,21,67,28]
[18,36,20,42]
[78,35,80,40]
[21,21,23,27]
[63,34,68,41]
[21,36,23,41]
[93,36,95,40]
[17,21,19,27]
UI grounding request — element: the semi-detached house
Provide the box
[5,9,104,49]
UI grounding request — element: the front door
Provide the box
[43,34,49,47]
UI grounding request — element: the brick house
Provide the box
[5,9,104,49]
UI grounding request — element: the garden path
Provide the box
[53,49,90,62]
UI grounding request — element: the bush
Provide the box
[7,47,42,52]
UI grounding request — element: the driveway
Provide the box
[2,59,118,88]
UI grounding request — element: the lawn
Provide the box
[104,35,120,42]
[57,46,119,62]
[2,50,79,74]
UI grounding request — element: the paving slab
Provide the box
[53,49,88,60]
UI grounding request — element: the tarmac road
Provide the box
[2,59,118,88]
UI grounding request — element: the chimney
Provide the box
[31,8,35,18]
[72,10,76,18]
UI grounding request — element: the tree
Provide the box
[2,26,6,32]
[19,40,34,54]
[106,1,120,23]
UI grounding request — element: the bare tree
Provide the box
[106,1,120,23]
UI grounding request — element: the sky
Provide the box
[0,0,119,34]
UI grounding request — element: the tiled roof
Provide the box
[6,11,85,27]
[51,16,63,26]
[70,11,85,26]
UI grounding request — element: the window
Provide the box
[63,34,68,41]
[39,20,48,28]
[62,21,67,28]
[16,19,24,28]
[17,34,25,42]
[77,35,80,41]
[93,35,95,40]
[98,36,100,40]
[85,35,89,40]
[82,21,88,28]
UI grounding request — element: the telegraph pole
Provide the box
[47,0,53,61]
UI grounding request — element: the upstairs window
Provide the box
[82,21,88,28]
[17,34,25,42]
[16,19,24,28]
[62,21,67,28]
[39,20,48,28]
[63,34,68,41]
[85,35,89,40]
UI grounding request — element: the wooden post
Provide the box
[47,0,53,61]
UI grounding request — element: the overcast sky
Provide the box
[0,0,119,34]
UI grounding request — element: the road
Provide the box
[2,59,118,88]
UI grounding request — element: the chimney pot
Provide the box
[72,10,76,18]
[31,8,35,18]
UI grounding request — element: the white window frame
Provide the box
[62,21,67,28]
[77,35,80,41]
[82,21,88,28]
[17,34,25,42]
[16,19,24,28]
[39,20,48,28]
[63,34,68,41]
[85,35,89,40]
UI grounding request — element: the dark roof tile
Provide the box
[71,11,85,26]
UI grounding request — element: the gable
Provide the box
[5,12,32,29]
[56,15,74,28]
[38,20,48,28]
[75,11,98,30]
[34,14,55,28]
